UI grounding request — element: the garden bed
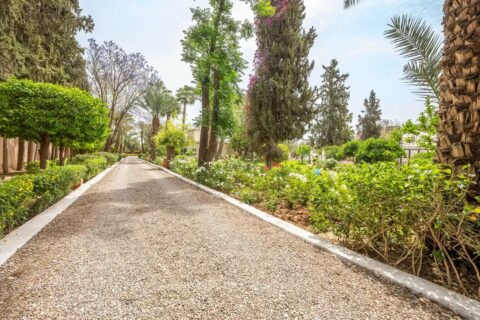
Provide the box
[165,156,480,301]
[0,153,122,238]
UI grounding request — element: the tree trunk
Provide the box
[215,138,225,160]
[166,146,175,161]
[150,116,160,161]
[198,0,226,167]
[140,128,145,154]
[34,144,38,161]
[27,141,34,163]
[436,0,480,191]
[205,67,221,163]
[198,79,210,166]
[39,133,51,170]
[2,138,9,175]
[59,145,65,166]
[17,139,26,171]
[266,153,273,170]
[50,145,55,161]
[265,144,275,169]
[182,102,187,129]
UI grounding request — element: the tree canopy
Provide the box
[247,0,317,167]
[0,78,109,168]
[310,59,353,147]
[0,0,93,88]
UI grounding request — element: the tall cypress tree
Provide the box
[247,0,317,168]
[309,59,353,147]
[0,0,92,88]
[357,90,382,140]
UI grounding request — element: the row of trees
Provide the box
[182,0,252,166]
[0,79,109,169]
[0,0,99,173]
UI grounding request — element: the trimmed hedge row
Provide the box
[0,153,120,237]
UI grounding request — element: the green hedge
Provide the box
[169,157,480,296]
[0,153,119,237]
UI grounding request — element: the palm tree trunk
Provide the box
[17,138,25,171]
[2,138,9,175]
[150,116,160,161]
[436,0,480,188]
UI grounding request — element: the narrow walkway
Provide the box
[0,158,457,319]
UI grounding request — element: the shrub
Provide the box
[0,151,116,237]
[271,144,290,163]
[295,144,311,162]
[355,138,405,163]
[309,162,480,293]
[323,145,341,160]
[92,152,118,165]
[157,124,187,149]
[0,164,88,237]
[26,161,41,174]
[170,156,197,179]
[239,188,261,204]
[0,175,34,235]
[84,158,108,180]
[337,140,360,160]
[70,154,99,164]
[409,151,434,165]
[325,159,338,170]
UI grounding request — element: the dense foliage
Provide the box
[0,153,119,237]
[169,156,479,296]
[0,0,93,88]
[309,59,353,147]
[355,138,405,163]
[247,0,317,167]
[0,78,109,168]
[357,90,382,140]
[182,0,252,165]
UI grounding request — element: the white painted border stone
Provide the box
[143,159,480,320]
[0,162,119,267]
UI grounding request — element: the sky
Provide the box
[77,0,443,126]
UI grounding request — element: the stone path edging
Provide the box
[143,159,480,320]
[0,163,119,267]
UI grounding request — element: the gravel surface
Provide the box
[0,157,460,319]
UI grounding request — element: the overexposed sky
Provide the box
[77,0,443,126]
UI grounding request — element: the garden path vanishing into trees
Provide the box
[0,157,459,319]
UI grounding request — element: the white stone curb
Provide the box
[0,162,119,267]
[143,159,480,320]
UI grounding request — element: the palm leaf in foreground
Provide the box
[385,15,442,101]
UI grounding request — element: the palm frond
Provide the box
[402,60,440,101]
[344,0,364,9]
[385,15,442,101]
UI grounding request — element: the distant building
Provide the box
[186,128,234,158]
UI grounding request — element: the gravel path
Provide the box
[0,157,459,319]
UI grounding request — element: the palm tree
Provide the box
[385,15,442,102]
[345,0,480,180]
[140,81,179,161]
[343,0,362,8]
[176,85,197,128]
